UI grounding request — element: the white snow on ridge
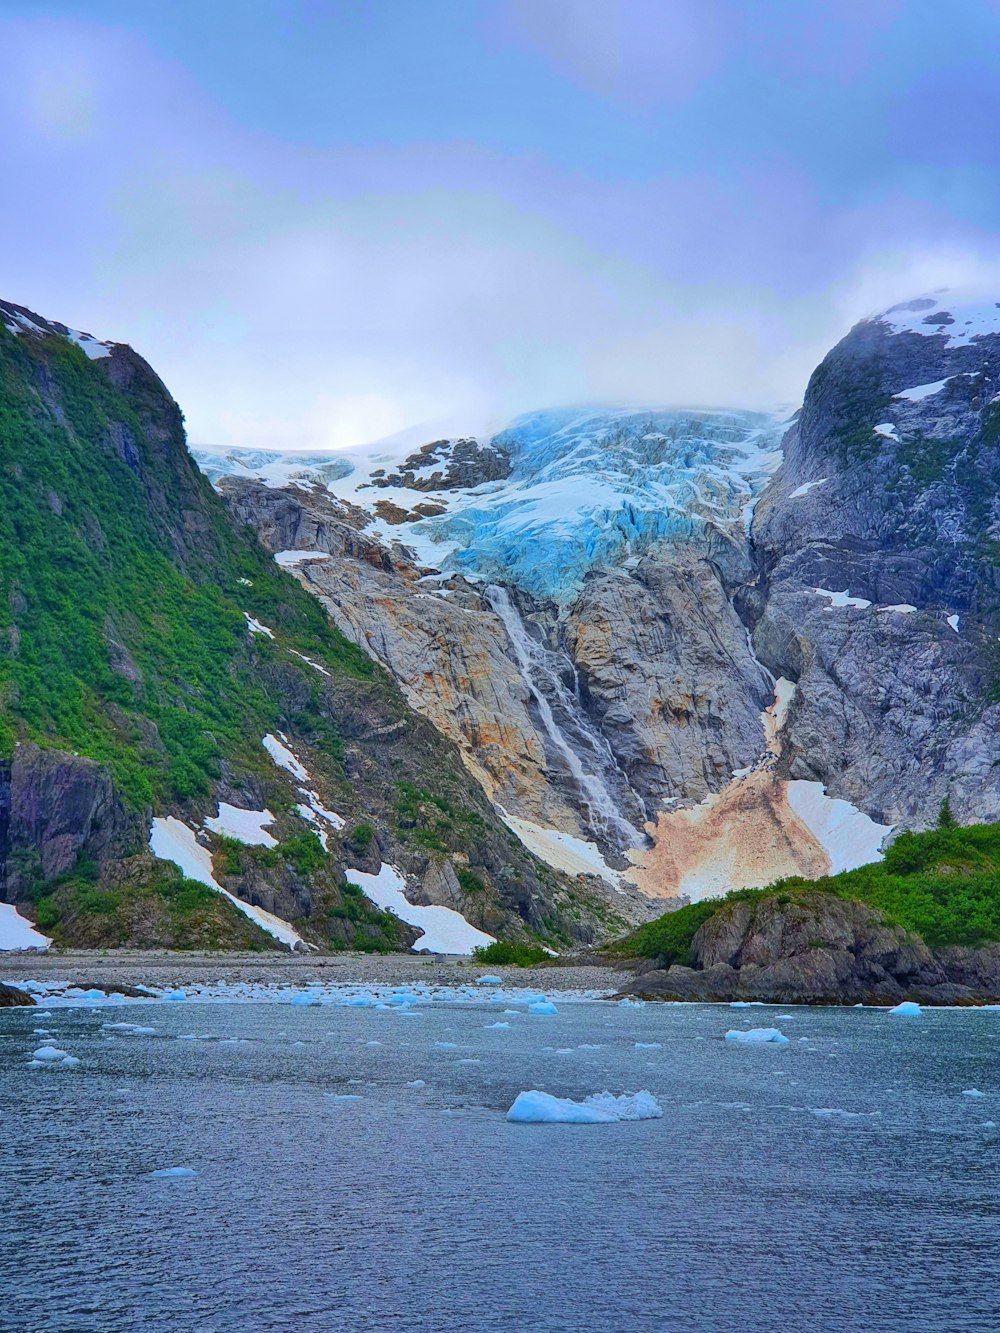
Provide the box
[786,780,892,875]
[894,378,953,402]
[346,862,494,955]
[149,816,304,950]
[876,291,1000,348]
[814,587,872,610]
[0,902,51,951]
[789,478,827,498]
[66,330,111,360]
[204,803,277,848]
[873,423,900,442]
[274,550,330,567]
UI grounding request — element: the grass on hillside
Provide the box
[614,814,1000,964]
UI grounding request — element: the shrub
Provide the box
[472,940,550,967]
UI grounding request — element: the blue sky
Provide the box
[4,0,1000,448]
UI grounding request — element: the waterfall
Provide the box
[485,584,642,848]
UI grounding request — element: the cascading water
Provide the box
[485,584,643,849]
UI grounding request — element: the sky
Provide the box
[4,0,1000,451]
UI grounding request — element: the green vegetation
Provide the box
[615,819,1000,961]
[349,823,374,851]
[0,325,373,806]
[278,832,327,875]
[394,780,486,855]
[472,940,550,967]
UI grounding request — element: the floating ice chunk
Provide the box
[618,998,644,1008]
[163,990,187,1002]
[290,992,320,1006]
[506,1089,663,1124]
[407,1079,427,1088]
[434,1041,459,1049]
[327,1093,363,1101]
[887,1001,922,1017]
[634,1042,662,1050]
[729,1001,763,1008]
[725,1028,789,1044]
[485,1021,510,1029]
[367,1040,383,1047]
[962,1089,987,1099]
[812,1108,878,1120]
[528,1000,558,1015]
[459,1058,481,1064]
[31,1045,71,1063]
[149,1166,197,1179]
[102,1023,156,1036]
[476,975,503,986]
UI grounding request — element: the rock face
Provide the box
[0,981,34,1007]
[616,892,999,1005]
[1,744,143,901]
[370,437,511,491]
[751,293,1000,828]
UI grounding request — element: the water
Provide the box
[485,584,642,848]
[2,999,998,1333]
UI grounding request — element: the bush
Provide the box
[349,823,374,850]
[472,940,550,967]
[280,832,326,875]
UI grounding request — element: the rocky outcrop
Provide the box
[1,744,143,903]
[0,981,34,1006]
[616,891,998,1005]
[750,294,1000,829]
[370,437,511,491]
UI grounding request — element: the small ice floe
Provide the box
[290,993,321,1007]
[619,998,644,1008]
[434,1041,459,1049]
[528,1000,558,1015]
[485,1022,510,1029]
[887,1001,922,1017]
[102,1023,156,1036]
[506,1089,663,1124]
[326,1094,363,1102]
[635,1042,662,1050]
[367,1040,383,1048]
[476,975,503,986]
[730,1001,763,1008]
[812,1108,879,1121]
[406,1079,427,1088]
[149,1166,197,1179]
[962,1089,987,1099]
[725,1028,789,1045]
[29,1045,79,1069]
[163,990,187,1002]
[458,1058,481,1065]
[554,1048,574,1055]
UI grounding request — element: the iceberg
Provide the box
[962,1089,986,1099]
[476,975,503,986]
[528,1000,558,1015]
[887,1001,922,1017]
[485,1021,510,1029]
[506,1089,663,1124]
[725,1028,789,1045]
[149,1166,197,1179]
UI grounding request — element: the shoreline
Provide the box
[0,949,630,995]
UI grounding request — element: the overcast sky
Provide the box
[4,0,1000,450]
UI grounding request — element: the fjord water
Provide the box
[2,1000,997,1333]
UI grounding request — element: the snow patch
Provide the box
[273,550,329,567]
[0,902,51,951]
[149,816,305,950]
[873,423,900,442]
[814,587,872,610]
[786,780,892,875]
[244,614,274,638]
[345,862,495,955]
[947,614,960,634]
[499,810,621,886]
[204,803,277,847]
[894,378,953,402]
[789,478,827,498]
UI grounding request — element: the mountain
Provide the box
[0,299,628,953]
[201,288,1000,912]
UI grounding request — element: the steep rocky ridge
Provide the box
[0,300,621,953]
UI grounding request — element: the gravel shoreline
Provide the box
[0,950,631,994]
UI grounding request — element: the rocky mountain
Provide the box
[200,288,1000,913]
[0,299,628,955]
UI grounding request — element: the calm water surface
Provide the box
[2,998,998,1333]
